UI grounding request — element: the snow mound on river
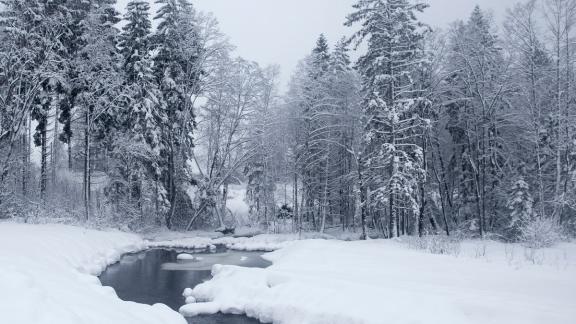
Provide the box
[0,223,185,324]
[180,239,576,324]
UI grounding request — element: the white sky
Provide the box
[115,0,521,89]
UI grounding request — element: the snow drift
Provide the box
[0,223,185,324]
[181,239,576,324]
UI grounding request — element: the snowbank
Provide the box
[0,223,185,324]
[150,233,296,252]
[213,234,300,251]
[151,232,345,252]
[181,239,576,324]
[149,236,217,250]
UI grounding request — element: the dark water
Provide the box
[98,247,270,324]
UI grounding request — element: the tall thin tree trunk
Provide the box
[21,117,28,197]
[50,110,58,199]
[320,154,329,233]
[40,116,47,201]
[554,13,563,219]
[357,157,367,240]
[83,110,91,220]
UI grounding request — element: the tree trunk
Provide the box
[40,116,47,201]
[166,142,175,229]
[83,110,91,220]
[21,118,28,197]
[358,158,367,240]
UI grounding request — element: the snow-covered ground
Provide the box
[181,238,576,324]
[0,223,185,324]
[3,222,575,324]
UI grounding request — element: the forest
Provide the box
[1,0,575,246]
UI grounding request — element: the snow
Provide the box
[4,222,574,324]
[214,234,298,251]
[180,239,576,324]
[149,236,216,250]
[152,232,345,252]
[0,223,185,324]
[182,288,194,297]
[176,253,196,260]
[151,233,298,252]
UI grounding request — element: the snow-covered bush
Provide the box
[520,217,563,249]
[405,235,461,256]
[505,178,536,241]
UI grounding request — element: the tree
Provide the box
[244,66,281,229]
[119,0,152,84]
[504,0,552,220]
[73,1,123,219]
[154,0,203,228]
[543,0,576,223]
[347,0,430,238]
[105,0,169,225]
[506,177,536,239]
[444,6,513,237]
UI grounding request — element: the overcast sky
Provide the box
[116,0,520,89]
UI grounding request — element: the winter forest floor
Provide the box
[0,222,575,324]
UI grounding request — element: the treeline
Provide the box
[0,0,203,228]
[274,0,576,242]
[0,0,284,230]
[1,0,575,242]
[0,0,205,228]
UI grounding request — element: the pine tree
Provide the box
[347,0,430,238]
[154,0,203,228]
[327,38,362,232]
[312,34,331,74]
[104,0,169,223]
[119,0,152,83]
[58,0,93,171]
[1,0,72,200]
[507,177,536,238]
[291,35,333,231]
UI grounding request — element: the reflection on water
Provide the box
[98,248,269,324]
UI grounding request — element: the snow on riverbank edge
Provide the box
[180,239,576,324]
[149,233,299,252]
[0,223,186,324]
[148,231,354,252]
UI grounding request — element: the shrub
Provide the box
[520,217,563,249]
[405,235,461,256]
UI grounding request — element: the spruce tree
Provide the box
[154,0,202,228]
[105,0,169,223]
[507,177,536,240]
[119,0,152,83]
[347,0,430,237]
[2,0,71,199]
